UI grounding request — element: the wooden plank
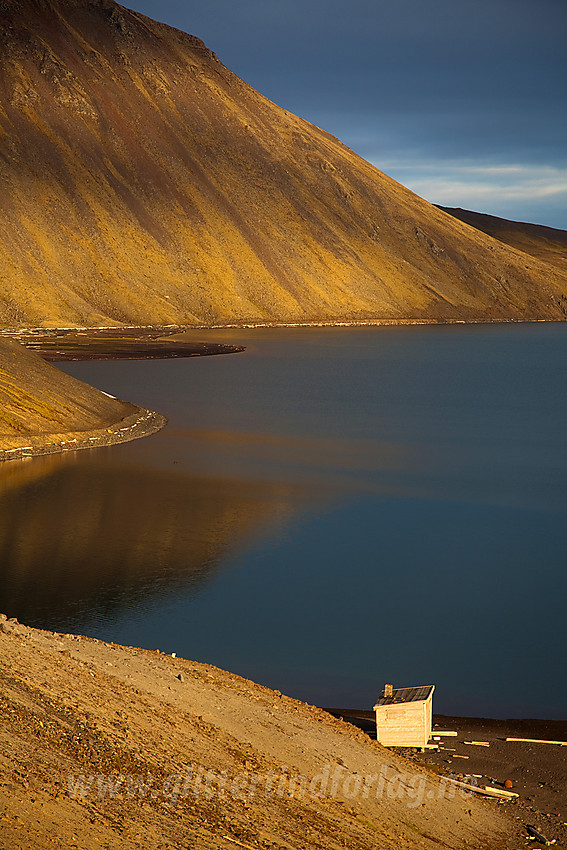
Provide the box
[447,779,519,799]
[483,786,518,798]
[464,741,490,747]
[505,737,567,746]
[432,731,458,737]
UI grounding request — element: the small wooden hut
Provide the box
[373,684,435,748]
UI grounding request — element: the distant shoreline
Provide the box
[1,316,563,360]
[2,316,563,335]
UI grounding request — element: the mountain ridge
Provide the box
[1,0,566,326]
[437,206,567,272]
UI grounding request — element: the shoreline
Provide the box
[0,328,242,463]
[1,315,564,336]
[0,316,563,362]
[0,407,167,463]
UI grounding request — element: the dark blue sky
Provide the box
[126,0,566,228]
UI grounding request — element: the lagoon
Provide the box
[2,323,566,718]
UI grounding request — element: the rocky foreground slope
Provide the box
[0,615,518,850]
[0,0,566,326]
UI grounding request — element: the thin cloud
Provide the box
[370,161,567,223]
[412,179,567,202]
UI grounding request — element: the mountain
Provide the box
[1,0,566,326]
[0,337,162,455]
[437,207,567,272]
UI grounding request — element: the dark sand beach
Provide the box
[327,708,567,846]
[2,326,245,361]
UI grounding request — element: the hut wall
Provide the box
[375,695,432,748]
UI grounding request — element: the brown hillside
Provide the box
[437,206,567,272]
[0,0,566,325]
[0,619,519,849]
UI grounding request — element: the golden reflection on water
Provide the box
[0,421,411,629]
[167,428,405,470]
[143,428,411,493]
[0,449,301,628]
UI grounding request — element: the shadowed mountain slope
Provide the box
[437,207,567,272]
[1,0,566,326]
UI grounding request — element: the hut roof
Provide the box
[374,685,434,708]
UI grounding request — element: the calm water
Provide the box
[2,324,566,718]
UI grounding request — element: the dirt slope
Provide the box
[0,616,519,849]
[438,207,567,272]
[0,0,566,326]
[0,337,163,457]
